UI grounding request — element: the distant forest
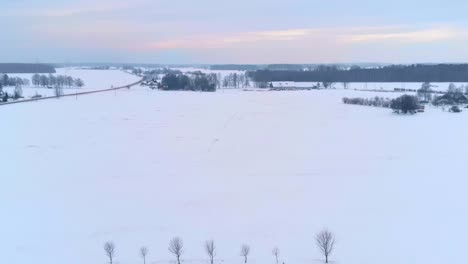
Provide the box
[210,63,385,71]
[248,64,468,83]
[0,63,56,73]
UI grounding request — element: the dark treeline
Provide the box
[248,64,468,82]
[210,64,304,71]
[32,74,84,88]
[210,65,261,71]
[1,74,30,87]
[161,72,217,92]
[344,95,422,114]
[0,63,56,73]
[210,63,385,71]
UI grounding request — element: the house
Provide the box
[434,92,468,105]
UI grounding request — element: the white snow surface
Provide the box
[1,88,467,264]
[4,68,140,97]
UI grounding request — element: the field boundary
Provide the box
[0,78,144,106]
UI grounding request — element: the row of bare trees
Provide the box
[103,229,335,264]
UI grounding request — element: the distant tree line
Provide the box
[210,64,304,71]
[1,74,30,87]
[0,63,55,73]
[161,72,217,91]
[144,68,182,76]
[102,229,336,264]
[344,94,421,114]
[221,73,250,88]
[248,64,468,83]
[210,65,261,71]
[343,82,468,114]
[343,96,392,108]
[210,64,385,71]
[31,74,84,88]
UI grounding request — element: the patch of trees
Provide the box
[210,65,261,71]
[0,84,24,102]
[31,74,84,88]
[0,63,55,73]
[266,64,305,71]
[248,64,468,83]
[390,95,421,114]
[433,91,468,106]
[416,82,433,102]
[161,72,217,92]
[221,73,250,88]
[432,83,468,106]
[343,96,392,108]
[344,94,421,114]
[101,229,336,264]
[1,74,30,86]
[144,68,182,76]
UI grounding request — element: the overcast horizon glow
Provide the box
[2,0,468,64]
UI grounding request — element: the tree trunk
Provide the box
[325,255,328,263]
[244,256,247,263]
[177,255,180,264]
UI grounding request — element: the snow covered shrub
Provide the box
[449,105,462,113]
[31,91,42,99]
[2,92,9,102]
[13,84,23,100]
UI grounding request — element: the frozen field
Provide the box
[1,88,468,264]
[4,68,141,97]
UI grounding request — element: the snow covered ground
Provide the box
[4,68,141,97]
[1,88,467,264]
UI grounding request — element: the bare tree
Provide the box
[240,244,250,263]
[272,247,280,264]
[104,241,115,264]
[169,237,184,264]
[140,247,149,264]
[315,229,336,263]
[205,240,216,264]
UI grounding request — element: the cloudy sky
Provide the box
[2,0,468,64]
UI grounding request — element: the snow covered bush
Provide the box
[13,84,23,100]
[449,105,462,113]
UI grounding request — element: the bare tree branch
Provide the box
[205,240,216,264]
[140,247,148,264]
[272,247,280,264]
[315,229,336,263]
[169,237,184,264]
[104,241,115,264]
[240,244,250,263]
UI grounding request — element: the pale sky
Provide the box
[2,0,468,64]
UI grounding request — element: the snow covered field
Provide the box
[2,88,467,264]
[4,68,141,97]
